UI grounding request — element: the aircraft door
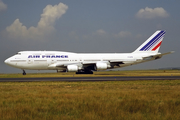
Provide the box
[47,59,56,65]
[51,59,56,64]
[27,59,33,64]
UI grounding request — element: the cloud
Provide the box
[6,3,68,40]
[96,29,106,35]
[136,7,169,19]
[0,0,7,11]
[114,31,132,38]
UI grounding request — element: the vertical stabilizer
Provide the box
[133,30,165,54]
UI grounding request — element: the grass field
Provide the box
[0,80,180,120]
[0,70,180,120]
[1,70,180,78]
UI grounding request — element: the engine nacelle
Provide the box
[67,65,78,72]
[95,62,108,70]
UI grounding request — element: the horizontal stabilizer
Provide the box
[143,51,174,60]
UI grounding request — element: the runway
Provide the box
[0,76,180,82]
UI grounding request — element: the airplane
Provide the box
[4,30,174,75]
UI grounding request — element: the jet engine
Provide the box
[95,62,108,70]
[67,65,78,72]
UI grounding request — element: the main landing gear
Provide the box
[22,70,26,75]
[76,70,93,74]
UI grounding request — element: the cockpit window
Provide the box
[16,53,21,55]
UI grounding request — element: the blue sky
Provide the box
[0,0,180,73]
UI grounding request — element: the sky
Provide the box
[0,0,180,73]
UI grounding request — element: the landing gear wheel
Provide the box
[76,70,93,74]
[22,70,26,75]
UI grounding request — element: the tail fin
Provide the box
[133,30,165,54]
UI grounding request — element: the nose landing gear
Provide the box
[22,70,26,75]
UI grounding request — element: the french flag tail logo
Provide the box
[133,30,165,53]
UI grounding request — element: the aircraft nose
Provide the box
[4,59,10,65]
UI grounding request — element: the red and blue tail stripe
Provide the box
[140,31,165,51]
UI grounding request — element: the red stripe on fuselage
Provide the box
[152,41,162,51]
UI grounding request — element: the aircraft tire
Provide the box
[76,71,93,74]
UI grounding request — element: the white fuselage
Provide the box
[4,51,150,71]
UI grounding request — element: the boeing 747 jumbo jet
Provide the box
[5,30,173,75]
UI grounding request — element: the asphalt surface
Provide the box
[0,76,180,82]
